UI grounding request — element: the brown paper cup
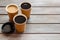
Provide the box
[13,14,27,33]
[21,2,31,19]
[6,4,18,22]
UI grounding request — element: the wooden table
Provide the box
[0,0,60,40]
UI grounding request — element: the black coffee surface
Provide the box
[21,2,31,9]
[15,15,26,24]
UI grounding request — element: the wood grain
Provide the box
[1,0,60,6]
[0,34,60,40]
[0,24,60,33]
[1,7,60,15]
[1,0,60,40]
[0,15,60,23]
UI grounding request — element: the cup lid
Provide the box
[1,22,15,34]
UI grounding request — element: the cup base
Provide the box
[16,30,24,34]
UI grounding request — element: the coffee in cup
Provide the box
[21,2,31,19]
[13,14,27,33]
[6,4,18,22]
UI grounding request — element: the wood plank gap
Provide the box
[27,23,60,24]
[1,23,60,24]
[22,33,60,34]
[32,6,60,7]
[0,33,60,34]
[1,14,60,15]
[1,6,60,8]
[31,14,60,15]
[0,14,8,15]
[0,6,5,7]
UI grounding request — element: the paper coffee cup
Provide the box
[13,14,27,33]
[21,2,31,19]
[6,4,18,22]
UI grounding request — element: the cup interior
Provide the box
[6,4,18,13]
[21,2,31,9]
[14,15,26,24]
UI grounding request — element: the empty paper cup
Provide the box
[13,14,27,33]
[6,4,18,22]
[21,2,31,19]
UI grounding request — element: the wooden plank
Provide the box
[1,7,60,14]
[0,34,60,40]
[0,15,60,23]
[0,0,23,6]
[1,0,60,6]
[25,24,60,33]
[0,24,60,33]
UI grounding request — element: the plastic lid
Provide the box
[1,22,15,34]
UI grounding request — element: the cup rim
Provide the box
[20,2,31,9]
[6,4,19,13]
[13,14,27,25]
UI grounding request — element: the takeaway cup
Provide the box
[13,14,27,33]
[21,2,31,19]
[6,4,18,22]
